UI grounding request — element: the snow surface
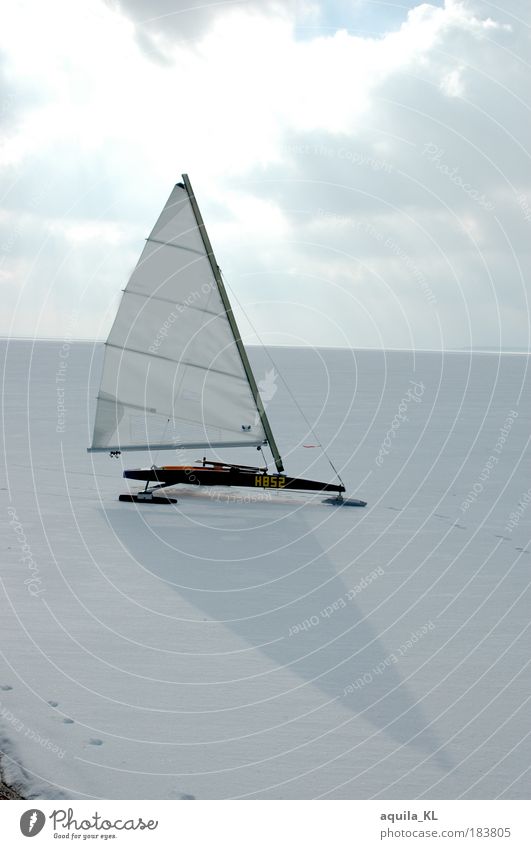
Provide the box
[1,340,529,800]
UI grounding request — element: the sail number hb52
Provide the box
[254,475,286,488]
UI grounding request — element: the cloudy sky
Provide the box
[1,0,530,349]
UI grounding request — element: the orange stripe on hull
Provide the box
[161,465,232,474]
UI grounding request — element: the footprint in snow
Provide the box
[0,684,13,691]
[88,738,103,746]
[168,789,195,799]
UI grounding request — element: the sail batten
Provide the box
[95,396,157,415]
[146,236,205,256]
[124,289,222,317]
[104,342,249,381]
[89,177,273,455]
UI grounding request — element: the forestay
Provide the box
[88,181,268,453]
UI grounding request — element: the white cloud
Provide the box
[0,0,529,349]
[440,66,465,97]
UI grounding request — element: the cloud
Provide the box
[0,0,529,349]
[109,0,301,49]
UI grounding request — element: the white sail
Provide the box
[88,180,269,453]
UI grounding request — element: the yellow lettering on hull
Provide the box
[254,475,286,488]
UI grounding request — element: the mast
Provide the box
[182,174,284,474]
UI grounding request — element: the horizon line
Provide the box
[1,337,530,355]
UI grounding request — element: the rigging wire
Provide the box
[259,445,269,471]
[152,417,171,468]
[219,270,347,491]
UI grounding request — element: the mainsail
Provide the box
[88,175,282,469]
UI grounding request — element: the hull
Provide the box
[123,463,345,495]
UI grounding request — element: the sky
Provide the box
[0,0,530,350]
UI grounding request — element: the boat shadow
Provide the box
[104,489,451,779]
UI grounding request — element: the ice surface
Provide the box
[0,341,529,799]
